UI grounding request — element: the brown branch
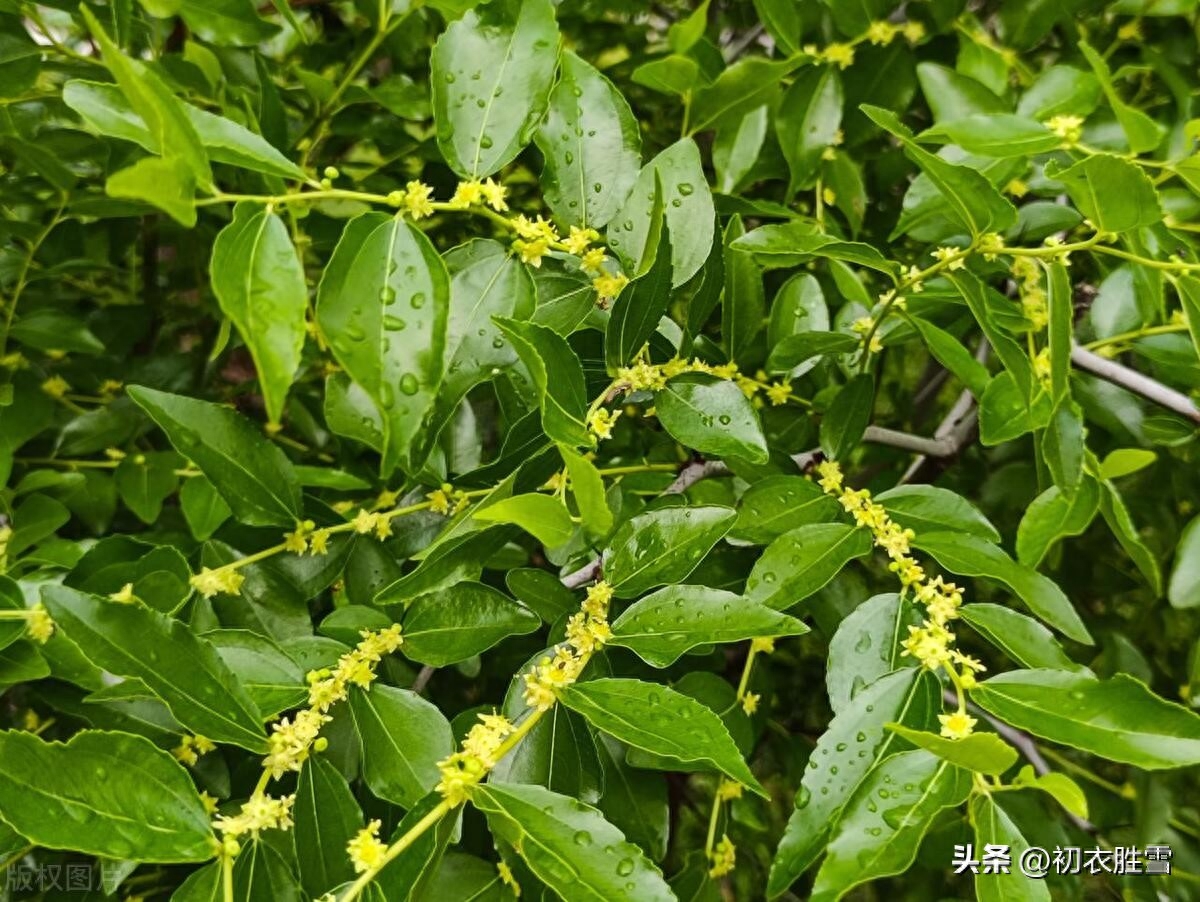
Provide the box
[1071,344,1200,425]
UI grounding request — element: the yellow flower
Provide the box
[902,21,925,42]
[0,352,27,370]
[1045,114,1084,146]
[563,225,599,256]
[1033,347,1052,385]
[199,791,219,815]
[931,246,966,270]
[866,20,896,44]
[1005,178,1029,198]
[716,779,744,801]
[708,834,737,878]
[815,459,843,493]
[173,734,216,766]
[284,520,312,554]
[741,692,760,715]
[481,177,508,211]
[450,179,484,208]
[765,381,793,406]
[617,361,666,392]
[189,567,244,599]
[938,711,977,740]
[821,43,855,69]
[580,247,607,274]
[427,483,455,515]
[373,517,393,541]
[41,376,70,399]
[587,407,620,441]
[512,214,559,242]
[461,711,516,766]
[592,272,629,299]
[106,582,136,604]
[513,237,549,267]
[1117,20,1142,42]
[352,509,378,534]
[403,180,435,219]
[978,232,1005,260]
[497,860,521,896]
[309,529,331,556]
[435,751,487,805]
[901,622,954,669]
[347,820,388,874]
[213,793,295,838]
[751,637,775,655]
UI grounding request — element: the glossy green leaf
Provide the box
[494,317,590,447]
[210,204,307,425]
[606,178,673,370]
[911,317,991,396]
[595,735,669,862]
[918,114,1059,157]
[293,755,363,897]
[1016,65,1100,120]
[1015,478,1100,567]
[1169,514,1200,609]
[206,629,306,717]
[959,604,1082,672]
[610,585,808,667]
[561,678,765,795]
[776,64,843,193]
[745,523,873,610]
[826,593,921,714]
[474,493,574,547]
[914,532,1091,644]
[535,51,640,229]
[765,331,858,376]
[973,669,1200,769]
[402,581,539,665]
[1099,479,1163,595]
[559,444,613,537]
[1078,41,1163,153]
[731,224,896,274]
[886,723,1019,775]
[603,505,736,598]
[690,56,800,135]
[127,386,301,527]
[114,452,181,525]
[916,62,1006,121]
[820,374,874,461]
[876,485,1001,543]
[731,474,839,545]
[317,214,450,474]
[655,374,769,464]
[349,684,453,807]
[721,214,765,362]
[431,0,560,178]
[810,750,972,901]
[971,795,1052,902]
[767,669,940,896]
[1048,154,1162,233]
[0,729,213,862]
[608,138,715,287]
[471,781,674,902]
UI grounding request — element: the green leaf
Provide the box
[535,51,640,229]
[1098,479,1163,596]
[1169,514,1200,609]
[1046,261,1073,403]
[595,736,669,862]
[1017,65,1101,120]
[911,318,991,396]
[1047,154,1162,233]
[959,604,1082,671]
[1097,448,1157,480]
[731,474,840,545]
[42,585,267,750]
[431,0,560,178]
[820,374,874,460]
[559,445,613,537]
[180,476,232,541]
[745,523,873,610]
[475,493,575,547]
[79,7,210,189]
[205,629,306,718]
[766,331,858,376]
[916,62,1006,121]
[654,375,769,464]
[631,55,702,97]
[690,56,800,135]
[862,105,1016,236]
[971,795,1052,902]
[560,678,766,796]
[667,0,709,52]
[810,750,972,902]
[348,684,453,807]
[609,585,808,667]
[0,729,213,862]
[105,155,197,227]
[210,204,307,425]
[886,723,1019,775]
[1015,478,1100,567]
[471,782,674,902]
[374,791,458,900]
[494,317,590,448]
[232,837,302,901]
[63,80,304,180]
[1178,276,1200,361]
[776,65,843,193]
[602,505,736,598]
[606,178,673,370]
[979,372,1052,445]
[401,581,540,665]
[972,669,1200,769]
[293,755,364,897]
[767,669,940,896]
[1043,400,1085,490]
[127,386,302,527]
[875,485,1001,543]
[826,593,921,714]
[1078,41,1163,153]
[317,214,450,474]
[608,138,715,287]
[731,224,896,274]
[153,0,277,46]
[115,452,181,524]
[918,114,1060,157]
[914,532,1092,644]
[721,214,765,362]
[1011,765,1089,820]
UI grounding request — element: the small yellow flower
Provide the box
[751,637,775,655]
[497,860,521,897]
[513,237,550,267]
[931,246,966,270]
[580,247,607,274]
[347,820,388,874]
[592,272,629,299]
[562,225,599,256]
[427,483,454,515]
[450,179,484,208]
[26,604,54,643]
[309,529,331,556]
[403,180,435,219]
[352,509,378,534]
[938,711,977,740]
[821,43,855,69]
[373,517,393,541]
[189,567,244,599]
[716,779,744,801]
[978,232,1005,260]
[481,177,508,211]
[199,791,219,815]
[708,834,737,878]
[866,20,896,45]
[108,583,136,604]
[1045,114,1085,146]
[0,352,27,370]
[902,21,925,43]
[765,381,793,406]
[41,376,70,399]
[284,520,313,554]
[587,407,620,441]
[1005,178,1029,198]
[1117,20,1142,42]
[741,692,760,715]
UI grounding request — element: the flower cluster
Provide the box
[264,625,403,779]
[803,20,924,69]
[709,834,737,878]
[214,792,295,840]
[522,580,613,711]
[448,177,508,212]
[347,819,388,874]
[189,566,245,599]
[350,507,394,540]
[172,733,216,766]
[386,180,436,219]
[1011,256,1048,331]
[1046,114,1084,147]
[814,461,984,739]
[427,483,471,516]
[41,375,70,399]
[435,711,517,805]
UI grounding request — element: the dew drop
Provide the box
[399,373,420,395]
[616,858,634,876]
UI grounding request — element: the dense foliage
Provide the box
[2,0,1200,899]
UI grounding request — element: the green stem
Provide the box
[1085,323,1188,350]
[0,200,65,364]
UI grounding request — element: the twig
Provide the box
[1071,344,1200,425]
[863,426,957,458]
[411,665,435,695]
